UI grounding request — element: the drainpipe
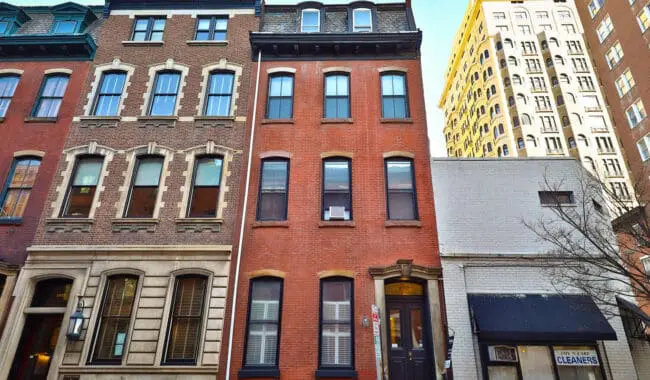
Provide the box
[225,49,262,380]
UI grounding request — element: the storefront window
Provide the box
[487,366,518,380]
[553,346,603,380]
[519,346,554,380]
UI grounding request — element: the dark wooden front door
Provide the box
[386,297,434,380]
[9,314,63,380]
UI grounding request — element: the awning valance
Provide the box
[468,294,617,342]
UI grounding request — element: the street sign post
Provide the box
[372,305,383,380]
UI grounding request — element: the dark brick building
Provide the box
[0,1,259,379]
[0,1,101,335]
[221,2,445,380]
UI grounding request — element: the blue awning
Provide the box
[468,294,617,342]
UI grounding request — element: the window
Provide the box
[381,73,409,119]
[131,17,165,41]
[188,156,223,218]
[91,275,138,364]
[539,191,574,205]
[626,99,647,128]
[596,15,613,43]
[33,74,69,118]
[353,8,372,32]
[164,275,207,364]
[319,278,353,369]
[517,138,525,150]
[266,74,294,119]
[324,74,350,119]
[92,71,127,116]
[636,136,650,161]
[605,42,624,69]
[195,16,227,41]
[615,69,635,97]
[641,256,650,277]
[244,278,283,368]
[638,5,650,32]
[204,71,234,116]
[52,20,77,34]
[124,156,163,218]
[1,157,40,219]
[0,74,19,117]
[322,158,351,221]
[257,158,289,221]
[149,71,181,116]
[385,158,417,220]
[588,0,604,18]
[301,9,320,33]
[0,17,15,35]
[61,156,103,218]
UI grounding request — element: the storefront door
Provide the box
[385,281,433,380]
[9,314,63,380]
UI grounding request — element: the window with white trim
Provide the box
[301,9,320,33]
[124,155,163,218]
[588,0,604,18]
[596,15,613,43]
[244,278,282,368]
[615,69,635,97]
[636,135,650,161]
[641,256,650,277]
[626,99,647,128]
[638,5,650,32]
[92,71,127,116]
[353,8,372,32]
[605,41,624,69]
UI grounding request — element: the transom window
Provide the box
[244,278,283,368]
[324,74,350,119]
[149,71,181,116]
[204,71,234,116]
[31,278,72,307]
[385,158,418,220]
[188,156,223,218]
[301,9,320,33]
[257,158,289,221]
[195,16,228,40]
[33,74,69,118]
[131,17,165,41]
[319,278,353,369]
[91,275,138,364]
[0,74,19,117]
[322,158,352,221]
[381,73,409,119]
[1,157,41,219]
[164,275,208,364]
[92,71,127,116]
[52,20,78,34]
[266,74,294,119]
[124,156,163,218]
[61,156,103,218]
[353,8,372,32]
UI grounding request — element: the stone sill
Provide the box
[318,220,355,228]
[79,116,121,121]
[385,220,421,228]
[46,218,94,233]
[0,217,22,225]
[176,218,223,232]
[112,218,159,232]
[122,40,164,46]
[137,116,178,121]
[24,117,57,123]
[261,118,294,125]
[252,221,289,228]
[380,118,413,124]
[321,118,353,124]
[186,40,228,46]
[60,366,216,374]
[194,116,235,121]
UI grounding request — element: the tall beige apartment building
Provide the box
[440,0,634,203]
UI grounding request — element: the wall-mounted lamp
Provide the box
[361,315,370,328]
[67,299,84,340]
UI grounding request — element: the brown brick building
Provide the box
[0,1,101,336]
[220,2,445,380]
[0,1,259,379]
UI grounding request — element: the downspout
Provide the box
[225,49,262,380]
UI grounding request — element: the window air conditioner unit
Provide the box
[329,206,346,220]
[488,346,518,362]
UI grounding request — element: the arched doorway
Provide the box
[385,280,434,380]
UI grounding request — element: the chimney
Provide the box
[405,0,412,8]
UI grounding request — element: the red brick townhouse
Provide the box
[221,1,445,380]
[0,0,259,379]
[0,1,101,335]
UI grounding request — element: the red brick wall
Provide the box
[0,61,89,265]
[222,58,440,379]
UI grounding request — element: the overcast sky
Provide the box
[12,0,466,157]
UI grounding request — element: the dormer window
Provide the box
[301,9,320,33]
[0,18,13,35]
[353,8,372,32]
[52,20,78,34]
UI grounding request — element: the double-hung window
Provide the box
[0,74,19,117]
[149,71,181,116]
[164,275,208,364]
[266,74,294,119]
[61,156,103,218]
[615,69,635,97]
[132,17,165,41]
[596,15,613,43]
[322,158,351,221]
[33,74,69,118]
[627,99,647,128]
[1,157,40,220]
[195,16,228,40]
[91,275,138,364]
[124,156,163,218]
[188,156,223,218]
[92,71,127,116]
[642,256,650,277]
[385,158,418,220]
[353,8,372,32]
[319,278,353,371]
[257,158,289,221]
[204,71,234,116]
[381,73,409,119]
[324,74,350,119]
[301,9,320,32]
[244,278,283,369]
[605,42,624,69]
[638,5,650,32]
